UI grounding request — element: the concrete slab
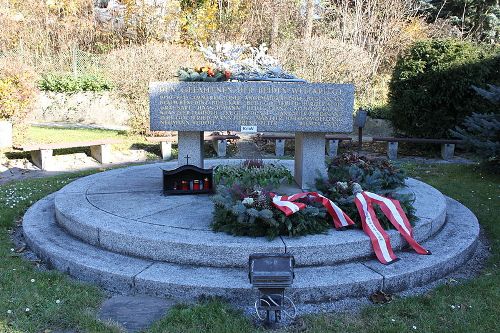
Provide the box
[99,295,174,333]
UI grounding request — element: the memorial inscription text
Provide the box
[150,82,354,133]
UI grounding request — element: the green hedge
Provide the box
[388,39,500,138]
[38,73,112,93]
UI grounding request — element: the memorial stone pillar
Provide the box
[295,132,327,190]
[178,131,204,167]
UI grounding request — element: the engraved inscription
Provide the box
[150,82,354,133]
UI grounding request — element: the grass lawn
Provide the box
[22,126,160,158]
[0,164,498,332]
[3,126,226,161]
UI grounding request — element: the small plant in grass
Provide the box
[316,153,415,228]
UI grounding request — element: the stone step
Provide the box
[52,162,447,268]
[23,195,479,305]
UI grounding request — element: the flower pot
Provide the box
[0,120,13,148]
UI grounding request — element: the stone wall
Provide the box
[30,92,130,129]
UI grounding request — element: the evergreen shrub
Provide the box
[388,39,500,138]
[38,73,112,93]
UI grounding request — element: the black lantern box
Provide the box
[162,164,214,195]
[248,253,295,288]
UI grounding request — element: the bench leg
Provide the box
[90,144,112,164]
[441,143,455,160]
[387,141,398,160]
[275,139,285,157]
[213,139,227,157]
[31,149,53,170]
[328,139,339,157]
[160,141,172,160]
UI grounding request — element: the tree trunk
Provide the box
[270,0,280,49]
[303,0,314,41]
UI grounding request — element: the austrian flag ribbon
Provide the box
[270,191,430,264]
[270,192,355,229]
[354,191,430,264]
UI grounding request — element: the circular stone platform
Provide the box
[23,160,480,304]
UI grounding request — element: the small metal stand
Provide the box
[248,253,297,327]
[355,108,368,150]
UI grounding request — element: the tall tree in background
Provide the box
[304,0,315,41]
[419,0,499,42]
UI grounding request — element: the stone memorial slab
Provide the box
[150,82,354,133]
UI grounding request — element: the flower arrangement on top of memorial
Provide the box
[211,155,416,239]
[178,42,302,82]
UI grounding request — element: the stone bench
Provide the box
[257,133,352,157]
[372,137,462,160]
[14,138,122,170]
[145,136,176,160]
[145,134,240,159]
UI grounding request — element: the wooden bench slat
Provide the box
[325,135,352,141]
[145,137,176,143]
[372,137,462,144]
[14,138,123,151]
[207,135,240,140]
[258,134,352,141]
[145,135,240,143]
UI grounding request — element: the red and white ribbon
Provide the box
[354,192,398,264]
[361,191,430,256]
[270,190,430,264]
[270,192,355,229]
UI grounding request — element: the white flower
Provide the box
[391,319,395,322]
[25,308,30,312]
[242,197,254,206]
[56,300,61,304]
[336,182,348,190]
[450,305,455,309]
[30,279,35,283]
[7,310,12,314]
[352,183,363,194]
[412,326,417,330]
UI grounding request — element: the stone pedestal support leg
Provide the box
[212,139,227,157]
[160,141,172,160]
[31,149,53,170]
[387,141,398,160]
[90,144,112,164]
[294,132,327,190]
[327,139,339,158]
[0,121,13,148]
[178,131,204,167]
[441,143,455,160]
[275,139,285,157]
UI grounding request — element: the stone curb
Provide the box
[23,195,479,305]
